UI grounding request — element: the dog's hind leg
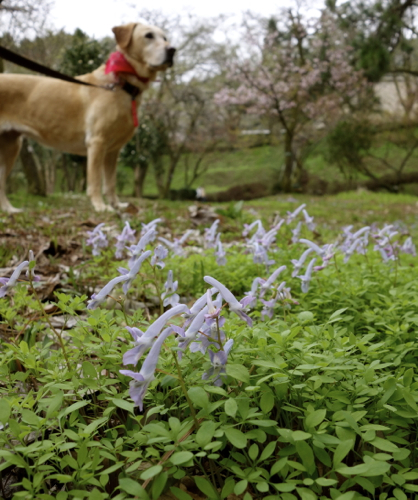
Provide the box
[86,140,114,212]
[0,131,23,213]
[103,149,127,208]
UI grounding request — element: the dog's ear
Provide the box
[112,23,137,49]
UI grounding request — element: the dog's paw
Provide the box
[116,202,129,209]
[92,202,115,212]
[0,203,23,214]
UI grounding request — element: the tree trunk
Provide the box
[282,131,294,192]
[0,58,4,73]
[20,139,47,196]
[133,163,148,197]
[153,157,165,198]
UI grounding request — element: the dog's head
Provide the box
[112,22,176,78]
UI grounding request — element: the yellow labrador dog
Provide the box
[0,23,175,212]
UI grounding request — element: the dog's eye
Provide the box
[145,32,154,39]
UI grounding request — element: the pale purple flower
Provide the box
[204,276,253,326]
[302,209,316,231]
[291,221,302,244]
[87,275,129,310]
[117,250,152,295]
[86,223,108,256]
[204,290,223,325]
[0,260,29,298]
[123,304,188,365]
[259,265,287,297]
[261,298,277,320]
[291,248,314,277]
[215,234,227,266]
[140,218,161,237]
[202,339,234,386]
[260,222,283,249]
[286,204,306,225]
[243,220,265,241]
[344,238,362,263]
[401,237,416,256]
[297,257,317,293]
[161,270,180,308]
[205,219,220,248]
[120,326,173,410]
[128,228,157,265]
[171,306,209,358]
[252,242,275,270]
[158,230,193,256]
[299,238,325,257]
[115,221,136,259]
[190,320,226,355]
[243,277,262,309]
[150,244,168,269]
[25,250,40,282]
[182,287,217,326]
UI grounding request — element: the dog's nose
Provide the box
[165,47,176,66]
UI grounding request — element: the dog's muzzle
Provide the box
[165,47,176,67]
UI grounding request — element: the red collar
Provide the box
[105,52,148,128]
[105,51,150,84]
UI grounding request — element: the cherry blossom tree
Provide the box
[216,10,370,192]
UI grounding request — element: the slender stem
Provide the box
[215,316,224,350]
[171,351,200,429]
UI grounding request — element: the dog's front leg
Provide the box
[103,149,127,208]
[86,139,114,212]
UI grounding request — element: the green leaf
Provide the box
[296,487,317,500]
[170,486,194,500]
[61,400,88,417]
[224,427,247,449]
[187,387,208,409]
[292,430,312,441]
[196,421,216,447]
[82,361,97,378]
[46,392,64,418]
[21,409,40,426]
[337,459,391,477]
[226,364,250,384]
[82,417,108,436]
[333,439,354,467]
[402,388,418,411]
[260,440,276,462]
[170,452,194,465]
[370,437,399,452]
[393,489,407,500]
[112,398,135,414]
[225,398,238,418]
[295,441,315,475]
[305,409,326,429]
[140,465,163,481]
[0,399,11,424]
[234,479,248,495]
[260,392,275,414]
[270,457,288,476]
[194,476,218,499]
[151,472,167,500]
[119,477,149,498]
[315,478,337,486]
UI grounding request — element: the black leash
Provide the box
[0,45,142,100]
[0,45,96,87]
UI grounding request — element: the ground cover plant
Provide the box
[1,193,418,500]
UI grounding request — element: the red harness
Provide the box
[105,52,149,127]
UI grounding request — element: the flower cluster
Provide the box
[121,276,252,409]
[86,223,108,256]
